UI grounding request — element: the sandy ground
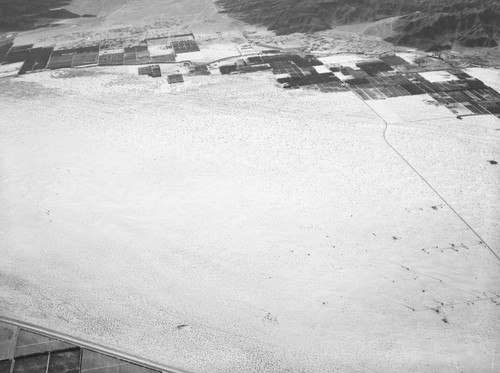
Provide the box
[11,0,251,50]
[318,54,382,68]
[8,0,397,60]
[418,70,460,83]
[0,67,499,372]
[0,62,23,78]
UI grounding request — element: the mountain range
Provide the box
[216,0,500,50]
[1,0,499,51]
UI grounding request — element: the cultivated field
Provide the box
[1,68,499,372]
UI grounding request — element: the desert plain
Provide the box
[0,0,499,372]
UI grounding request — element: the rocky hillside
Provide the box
[0,0,94,31]
[388,7,500,50]
[216,0,500,49]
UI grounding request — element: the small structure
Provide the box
[167,73,184,84]
[138,65,161,78]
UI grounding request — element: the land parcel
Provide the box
[2,44,33,65]
[166,33,199,54]
[18,47,53,75]
[124,45,150,65]
[0,43,13,64]
[98,48,124,66]
[147,37,176,63]
[47,46,99,69]
[71,46,99,67]
[47,49,74,69]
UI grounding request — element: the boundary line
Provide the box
[360,99,500,262]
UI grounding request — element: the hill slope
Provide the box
[216,0,500,49]
[0,0,94,31]
[388,8,500,50]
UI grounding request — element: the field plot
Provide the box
[219,64,237,74]
[18,47,54,75]
[72,52,99,67]
[265,56,342,89]
[71,46,100,67]
[122,45,152,65]
[190,64,210,75]
[47,55,73,69]
[47,48,77,69]
[150,54,176,63]
[139,65,162,78]
[465,67,500,93]
[356,60,393,76]
[123,51,137,63]
[46,46,100,69]
[0,72,499,373]
[0,43,13,64]
[2,45,33,64]
[167,73,184,83]
[0,320,167,373]
[481,102,500,115]
[98,52,125,66]
[379,55,409,66]
[124,45,148,55]
[265,54,500,118]
[170,40,200,54]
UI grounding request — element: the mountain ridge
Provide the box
[216,0,500,50]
